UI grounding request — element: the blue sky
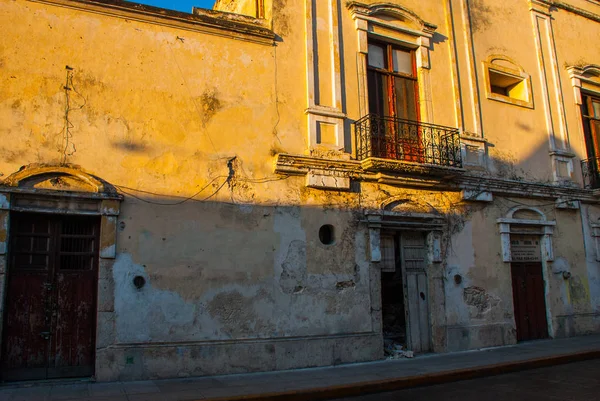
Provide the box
[130,1,216,13]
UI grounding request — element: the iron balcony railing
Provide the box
[581,157,600,189]
[355,114,462,168]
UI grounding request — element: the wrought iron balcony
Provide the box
[581,157,600,189]
[355,115,462,168]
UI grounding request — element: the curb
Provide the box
[202,349,600,401]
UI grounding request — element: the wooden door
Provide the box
[401,233,430,353]
[511,262,548,342]
[1,213,99,381]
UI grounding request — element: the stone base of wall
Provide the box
[554,313,600,338]
[95,333,383,381]
[445,323,517,352]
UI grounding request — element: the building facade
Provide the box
[0,0,600,382]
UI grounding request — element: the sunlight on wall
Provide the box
[129,0,215,13]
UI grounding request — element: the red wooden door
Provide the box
[1,213,99,381]
[511,262,549,342]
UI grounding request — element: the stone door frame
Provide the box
[0,165,121,381]
[365,210,445,352]
[497,205,556,338]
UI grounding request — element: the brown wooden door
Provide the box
[511,262,548,342]
[1,213,99,381]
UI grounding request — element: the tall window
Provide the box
[367,42,419,121]
[582,94,600,188]
[366,42,421,161]
[583,94,600,159]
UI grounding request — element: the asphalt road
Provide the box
[331,359,600,401]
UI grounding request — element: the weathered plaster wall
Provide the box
[0,1,280,193]
[469,0,555,182]
[444,200,515,351]
[565,203,600,337]
[113,201,372,343]
[1,0,600,382]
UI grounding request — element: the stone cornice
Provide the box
[275,154,361,176]
[275,153,599,202]
[27,0,276,45]
[0,186,123,201]
[531,0,600,22]
[459,175,596,202]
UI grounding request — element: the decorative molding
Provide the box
[305,0,346,152]
[461,190,493,202]
[1,164,121,197]
[275,153,600,202]
[529,0,553,15]
[531,0,600,23]
[549,149,576,158]
[274,153,361,176]
[529,3,571,153]
[304,107,347,119]
[498,207,556,262]
[549,1,600,23]
[347,1,437,123]
[460,174,596,202]
[482,55,534,109]
[567,65,600,105]
[363,211,445,263]
[27,0,275,45]
[306,171,351,191]
[360,158,465,177]
[3,165,105,192]
[346,2,437,34]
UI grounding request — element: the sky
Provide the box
[130,0,216,13]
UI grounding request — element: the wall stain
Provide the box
[469,0,492,33]
[273,0,290,37]
[200,89,222,126]
[463,286,499,318]
[280,240,307,294]
[206,289,274,337]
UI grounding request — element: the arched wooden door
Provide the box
[1,212,100,381]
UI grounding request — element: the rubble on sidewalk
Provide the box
[384,340,414,359]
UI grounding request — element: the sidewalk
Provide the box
[1,335,599,401]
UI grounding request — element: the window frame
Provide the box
[582,93,600,160]
[348,2,436,124]
[366,40,420,122]
[483,59,534,109]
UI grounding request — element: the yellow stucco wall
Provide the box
[1,0,600,381]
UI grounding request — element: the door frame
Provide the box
[380,231,431,352]
[0,165,122,381]
[366,209,445,352]
[510,261,549,342]
[2,212,102,380]
[398,231,431,352]
[497,206,556,339]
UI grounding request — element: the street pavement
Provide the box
[0,334,599,401]
[331,359,600,401]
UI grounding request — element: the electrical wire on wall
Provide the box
[272,45,282,144]
[114,156,290,206]
[60,65,86,165]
